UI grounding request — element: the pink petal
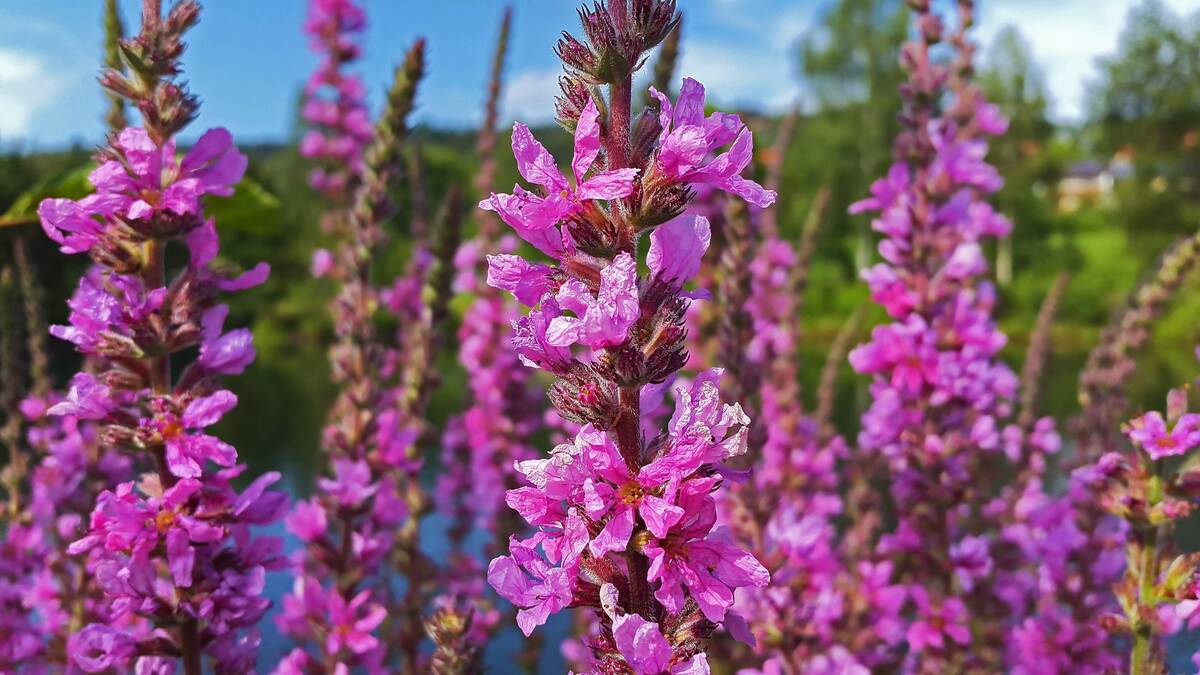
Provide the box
[511,123,567,192]
[638,494,684,539]
[674,78,707,127]
[486,254,553,306]
[589,505,635,557]
[182,390,238,428]
[578,168,639,201]
[572,97,602,182]
[648,215,711,288]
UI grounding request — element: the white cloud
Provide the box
[0,49,64,139]
[502,68,561,125]
[978,0,1200,121]
[678,40,800,112]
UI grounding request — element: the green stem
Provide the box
[143,240,202,675]
[1131,459,1164,675]
[180,619,202,675]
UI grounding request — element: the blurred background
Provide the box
[2,0,1200,668]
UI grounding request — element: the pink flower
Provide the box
[612,612,710,675]
[849,162,909,214]
[648,78,776,208]
[1125,411,1200,459]
[49,271,166,355]
[510,297,575,373]
[84,127,245,223]
[648,215,711,292]
[36,195,119,255]
[545,253,639,349]
[480,97,638,258]
[317,459,378,508]
[575,427,685,556]
[644,510,770,623]
[486,253,554,307]
[311,248,335,277]
[69,479,225,589]
[848,317,939,394]
[668,369,752,463]
[487,514,589,636]
[149,390,240,479]
[48,372,117,420]
[906,586,971,653]
[285,499,328,542]
[325,590,387,655]
[197,305,257,375]
[67,625,137,673]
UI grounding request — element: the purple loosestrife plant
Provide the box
[1,389,134,670]
[275,34,429,674]
[299,0,372,203]
[844,2,1125,672]
[844,0,1076,670]
[433,8,546,665]
[481,2,774,672]
[1086,366,1200,674]
[36,2,287,672]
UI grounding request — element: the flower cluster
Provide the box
[276,23,432,672]
[437,235,540,586]
[481,2,775,671]
[299,0,372,200]
[0,390,135,671]
[842,1,1113,670]
[1084,376,1200,673]
[35,4,286,672]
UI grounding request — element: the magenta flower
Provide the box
[311,248,335,278]
[668,368,751,462]
[611,609,711,674]
[648,215,712,292]
[148,390,240,478]
[510,297,575,373]
[1125,411,1200,459]
[545,253,639,349]
[69,478,224,587]
[47,372,118,420]
[848,317,939,395]
[317,458,378,508]
[41,127,246,250]
[285,498,329,543]
[644,488,769,622]
[850,162,909,215]
[325,590,387,656]
[906,586,971,653]
[486,253,554,307]
[48,272,165,355]
[479,97,639,258]
[487,513,589,636]
[577,428,685,556]
[197,305,257,376]
[67,625,137,673]
[647,78,776,209]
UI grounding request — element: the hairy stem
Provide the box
[476,6,512,241]
[180,619,202,675]
[143,239,201,673]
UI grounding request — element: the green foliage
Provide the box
[1,165,92,226]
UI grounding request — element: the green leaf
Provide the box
[0,164,93,227]
[205,179,282,232]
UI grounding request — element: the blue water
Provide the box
[256,474,568,673]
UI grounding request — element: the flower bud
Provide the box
[1167,386,1190,425]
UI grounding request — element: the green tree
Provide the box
[979,26,1066,288]
[791,0,909,278]
[1087,0,1200,254]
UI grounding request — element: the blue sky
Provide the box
[0,0,1195,149]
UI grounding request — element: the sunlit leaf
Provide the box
[0,165,93,227]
